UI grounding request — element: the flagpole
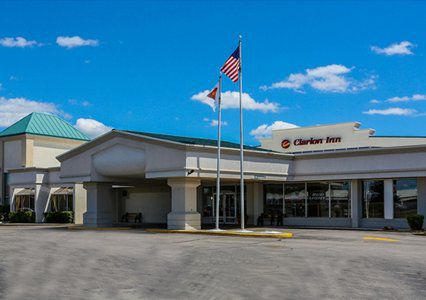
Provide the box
[215,74,222,230]
[238,35,245,230]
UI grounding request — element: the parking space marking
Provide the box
[363,236,400,242]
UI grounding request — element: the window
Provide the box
[394,179,417,218]
[202,186,214,217]
[15,195,35,211]
[264,184,283,216]
[284,183,305,217]
[50,194,73,212]
[330,182,351,218]
[307,182,329,217]
[362,180,384,218]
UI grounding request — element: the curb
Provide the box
[145,229,293,238]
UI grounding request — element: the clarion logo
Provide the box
[281,139,291,149]
[281,136,342,148]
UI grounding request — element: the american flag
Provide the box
[220,46,240,82]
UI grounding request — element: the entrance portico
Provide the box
[57,130,288,229]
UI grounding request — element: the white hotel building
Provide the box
[1,113,425,229]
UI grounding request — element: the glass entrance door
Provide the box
[213,192,237,224]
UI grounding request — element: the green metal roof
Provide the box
[124,130,273,152]
[0,112,90,141]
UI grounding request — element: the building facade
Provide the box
[0,113,89,223]
[57,123,426,230]
[1,114,425,229]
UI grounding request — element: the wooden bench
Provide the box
[121,212,142,223]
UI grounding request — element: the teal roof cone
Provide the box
[0,112,90,141]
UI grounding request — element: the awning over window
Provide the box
[16,188,35,196]
[52,187,73,195]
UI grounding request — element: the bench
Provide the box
[121,212,142,223]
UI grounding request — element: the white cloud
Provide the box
[374,94,426,103]
[0,96,59,127]
[363,107,417,116]
[0,37,40,48]
[412,94,426,101]
[261,64,376,93]
[68,99,91,107]
[203,118,228,127]
[56,36,99,49]
[371,41,415,56]
[74,118,111,138]
[370,99,381,104]
[0,96,110,138]
[191,90,280,113]
[211,119,227,127]
[250,121,299,140]
[387,96,410,103]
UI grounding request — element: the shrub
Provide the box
[9,211,35,223]
[407,214,424,231]
[44,211,73,223]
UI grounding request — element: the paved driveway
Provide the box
[0,226,425,299]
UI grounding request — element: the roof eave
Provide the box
[57,129,294,162]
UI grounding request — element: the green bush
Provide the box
[407,214,424,231]
[44,211,73,223]
[9,211,35,223]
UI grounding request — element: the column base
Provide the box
[167,212,201,230]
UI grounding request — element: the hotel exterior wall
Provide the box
[289,148,426,181]
[7,169,86,223]
[124,185,171,224]
[253,178,426,229]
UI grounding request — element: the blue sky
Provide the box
[1,1,426,144]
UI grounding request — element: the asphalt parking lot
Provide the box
[0,226,425,300]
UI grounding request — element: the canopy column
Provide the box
[167,178,201,230]
[351,179,361,228]
[83,182,114,227]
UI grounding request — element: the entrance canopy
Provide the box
[57,130,292,183]
[16,188,35,196]
[53,187,73,195]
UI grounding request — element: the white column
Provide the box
[35,184,50,223]
[73,183,87,225]
[167,178,201,230]
[384,179,394,220]
[351,180,360,228]
[83,182,114,227]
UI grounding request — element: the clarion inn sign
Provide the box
[282,136,342,149]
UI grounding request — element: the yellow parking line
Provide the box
[363,236,399,242]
